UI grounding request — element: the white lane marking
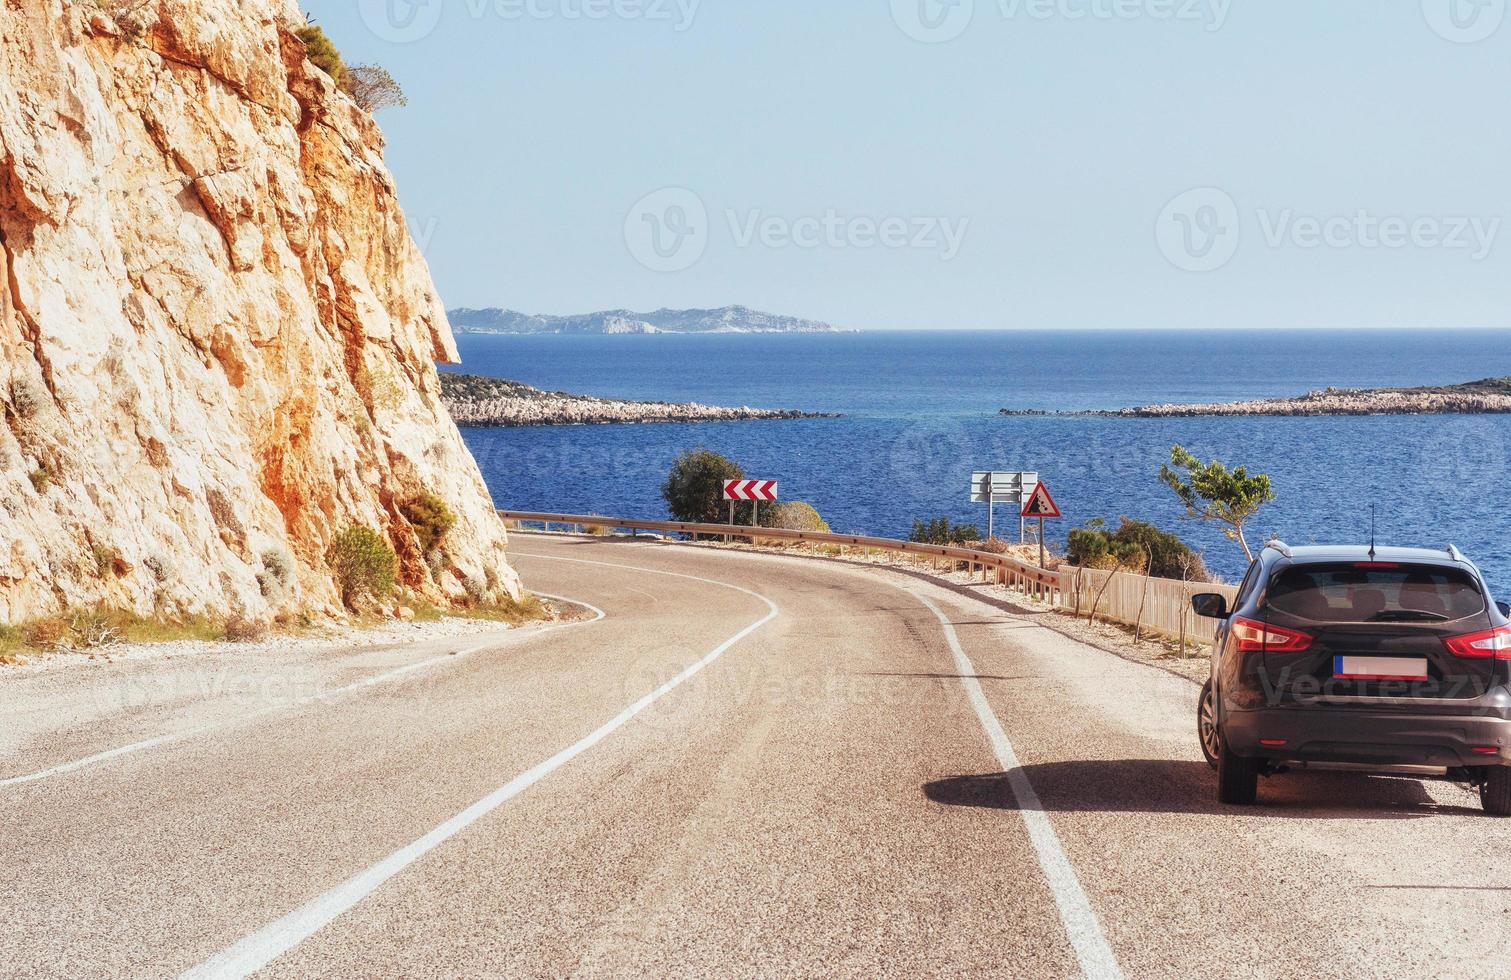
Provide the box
[0,594,606,790]
[181,555,778,980]
[915,592,1124,980]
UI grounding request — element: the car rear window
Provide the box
[1264,564,1485,623]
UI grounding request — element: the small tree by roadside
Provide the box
[909,516,982,545]
[1159,444,1275,562]
[662,449,743,525]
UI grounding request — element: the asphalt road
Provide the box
[3,535,1510,978]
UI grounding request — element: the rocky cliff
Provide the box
[0,0,519,624]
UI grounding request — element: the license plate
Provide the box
[1333,656,1429,681]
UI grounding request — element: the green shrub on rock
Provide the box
[401,492,457,554]
[295,24,346,87]
[328,525,396,605]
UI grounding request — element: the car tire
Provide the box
[1198,680,1220,770]
[1217,732,1260,806]
[1481,768,1511,817]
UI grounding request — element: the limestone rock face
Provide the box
[0,0,519,622]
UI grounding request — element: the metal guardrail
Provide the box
[497,510,1064,591]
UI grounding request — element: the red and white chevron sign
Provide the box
[723,479,778,501]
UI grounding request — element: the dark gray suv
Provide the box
[1193,541,1511,815]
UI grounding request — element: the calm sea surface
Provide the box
[445,330,1511,589]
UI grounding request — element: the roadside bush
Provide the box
[759,501,830,532]
[1112,517,1209,581]
[222,617,271,644]
[327,525,397,606]
[24,616,68,650]
[909,515,982,546]
[1067,517,1206,579]
[977,537,1010,555]
[662,449,742,525]
[401,492,457,554]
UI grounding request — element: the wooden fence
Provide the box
[1056,566,1238,648]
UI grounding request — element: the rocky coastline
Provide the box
[1000,377,1511,418]
[440,374,835,427]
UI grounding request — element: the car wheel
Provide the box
[1481,768,1511,817]
[1217,732,1260,806]
[1198,680,1219,770]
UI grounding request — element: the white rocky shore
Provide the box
[1001,377,1511,418]
[440,374,834,427]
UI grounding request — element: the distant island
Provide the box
[440,373,835,427]
[1000,377,1511,418]
[446,305,853,335]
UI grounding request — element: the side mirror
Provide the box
[1497,601,1511,618]
[1191,593,1228,619]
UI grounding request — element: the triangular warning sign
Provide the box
[1021,482,1061,519]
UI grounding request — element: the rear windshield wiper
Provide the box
[1365,610,1451,622]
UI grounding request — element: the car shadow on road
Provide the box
[924,760,1483,820]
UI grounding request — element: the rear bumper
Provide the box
[1225,706,1511,769]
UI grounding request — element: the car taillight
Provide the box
[1443,625,1511,660]
[1231,617,1313,653]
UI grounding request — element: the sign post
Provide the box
[971,472,1038,543]
[1020,482,1062,568]
[723,479,779,531]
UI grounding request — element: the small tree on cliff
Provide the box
[345,64,408,112]
[662,449,742,525]
[1159,445,1275,562]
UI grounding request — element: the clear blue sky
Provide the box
[308,0,1511,330]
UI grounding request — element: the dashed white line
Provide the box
[180,554,778,980]
[914,592,1124,979]
[0,593,605,790]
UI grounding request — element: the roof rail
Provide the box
[1264,539,1292,558]
[1447,544,1466,562]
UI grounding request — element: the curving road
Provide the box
[2,535,1509,978]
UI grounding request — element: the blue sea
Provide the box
[445,330,1511,590]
